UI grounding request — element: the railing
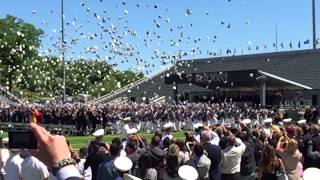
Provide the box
[0,86,23,104]
[87,64,175,104]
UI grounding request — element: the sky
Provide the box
[0,0,319,75]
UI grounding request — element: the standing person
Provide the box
[76,147,92,180]
[220,134,246,180]
[20,150,49,180]
[138,151,157,180]
[258,145,285,180]
[4,150,23,180]
[0,138,10,179]
[186,144,211,180]
[276,137,302,180]
[97,143,121,180]
[200,130,221,180]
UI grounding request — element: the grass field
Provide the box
[0,131,186,150]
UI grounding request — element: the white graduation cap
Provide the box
[297,119,307,125]
[114,156,133,172]
[298,111,305,115]
[303,168,320,180]
[123,117,131,122]
[194,122,204,129]
[178,165,199,180]
[164,122,174,129]
[318,119,320,125]
[93,129,105,137]
[124,173,142,180]
[2,137,8,143]
[126,128,138,135]
[263,118,273,123]
[242,119,252,125]
[283,118,292,123]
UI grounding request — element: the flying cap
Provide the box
[263,118,272,123]
[242,119,252,125]
[114,156,133,172]
[303,168,320,180]
[297,119,307,125]
[164,122,174,129]
[126,128,138,135]
[178,165,199,180]
[283,118,292,123]
[93,129,105,137]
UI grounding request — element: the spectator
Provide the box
[200,130,221,180]
[220,134,246,180]
[4,150,23,180]
[75,147,92,180]
[125,141,140,176]
[139,151,157,180]
[276,137,302,180]
[84,141,107,180]
[186,144,211,180]
[163,155,180,180]
[96,143,121,180]
[20,150,49,180]
[258,145,285,180]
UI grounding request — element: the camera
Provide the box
[8,129,38,149]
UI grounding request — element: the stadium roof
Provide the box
[174,49,320,89]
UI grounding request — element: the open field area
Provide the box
[0,131,186,150]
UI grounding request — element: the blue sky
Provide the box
[0,0,319,74]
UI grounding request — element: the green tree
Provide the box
[0,15,43,92]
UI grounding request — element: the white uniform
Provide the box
[4,153,23,180]
[21,156,49,180]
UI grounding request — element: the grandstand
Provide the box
[88,49,320,108]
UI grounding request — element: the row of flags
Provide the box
[224,39,320,55]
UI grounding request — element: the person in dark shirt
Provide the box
[85,141,108,180]
[201,130,221,180]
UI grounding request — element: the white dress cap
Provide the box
[283,118,292,123]
[297,119,307,125]
[303,168,320,180]
[178,165,199,180]
[263,118,272,123]
[2,137,8,143]
[126,128,138,135]
[114,156,133,172]
[93,129,105,137]
[194,122,204,129]
[242,119,252,125]
[164,122,174,129]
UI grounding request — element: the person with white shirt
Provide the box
[20,150,49,180]
[0,139,10,178]
[220,134,246,180]
[76,147,92,180]
[4,150,23,180]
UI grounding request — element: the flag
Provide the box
[298,41,301,48]
[304,39,310,44]
[289,42,292,49]
[281,42,284,48]
[256,46,259,50]
[273,43,276,47]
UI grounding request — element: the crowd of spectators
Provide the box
[0,102,320,180]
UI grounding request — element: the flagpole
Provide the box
[275,25,278,52]
[312,0,317,49]
[61,0,66,103]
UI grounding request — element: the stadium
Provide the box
[1,0,320,180]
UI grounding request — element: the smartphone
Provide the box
[8,129,38,149]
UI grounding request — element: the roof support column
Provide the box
[260,80,266,107]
